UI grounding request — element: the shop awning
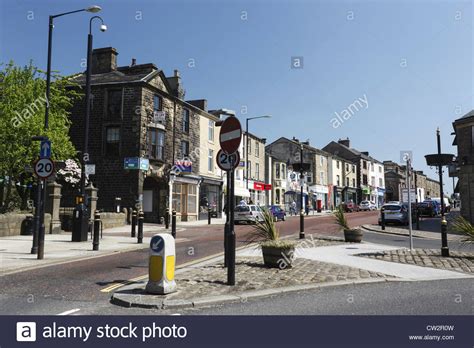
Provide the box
[234,186,250,198]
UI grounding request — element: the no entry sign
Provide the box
[219,116,242,154]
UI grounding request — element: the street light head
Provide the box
[100,24,107,32]
[86,5,102,13]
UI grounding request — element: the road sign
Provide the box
[40,140,51,158]
[219,117,242,154]
[85,164,96,175]
[34,158,55,179]
[216,149,240,171]
[402,188,416,203]
[150,235,164,253]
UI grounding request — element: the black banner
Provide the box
[1,315,472,347]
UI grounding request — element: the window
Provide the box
[255,163,260,180]
[306,175,312,183]
[336,161,340,169]
[153,95,161,112]
[362,174,368,185]
[371,176,375,186]
[371,163,374,171]
[148,128,165,160]
[275,189,280,204]
[282,164,286,179]
[255,142,259,157]
[346,163,349,172]
[352,178,356,187]
[182,108,190,133]
[379,178,383,187]
[336,175,340,186]
[208,149,214,172]
[363,161,367,170]
[105,126,120,156]
[320,171,325,185]
[346,177,349,186]
[208,120,214,141]
[247,161,251,179]
[320,156,324,166]
[172,183,182,212]
[107,90,122,118]
[187,184,197,213]
[379,165,382,173]
[248,138,252,154]
[275,163,280,179]
[181,140,189,157]
[236,169,241,180]
[352,165,356,173]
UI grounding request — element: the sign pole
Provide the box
[228,156,236,285]
[224,170,230,268]
[406,158,413,250]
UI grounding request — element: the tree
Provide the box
[0,61,80,212]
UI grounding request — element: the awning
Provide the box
[234,186,250,198]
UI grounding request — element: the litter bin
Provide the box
[72,202,89,242]
[21,215,33,236]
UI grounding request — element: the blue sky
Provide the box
[1,0,472,193]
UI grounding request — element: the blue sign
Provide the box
[174,160,192,173]
[40,140,51,158]
[124,157,139,170]
[150,235,164,253]
[140,158,150,171]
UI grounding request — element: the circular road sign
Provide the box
[219,116,242,154]
[34,158,55,180]
[150,235,164,253]
[216,149,240,171]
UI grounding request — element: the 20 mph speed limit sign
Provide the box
[216,149,240,171]
[34,158,55,180]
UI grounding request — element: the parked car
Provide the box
[378,203,409,225]
[343,200,359,212]
[417,201,436,217]
[360,200,377,211]
[430,197,451,213]
[234,205,264,224]
[421,199,441,216]
[267,205,286,221]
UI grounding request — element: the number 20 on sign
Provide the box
[34,158,55,180]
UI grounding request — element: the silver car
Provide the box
[234,205,264,224]
[378,203,409,225]
[360,200,377,211]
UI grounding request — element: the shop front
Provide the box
[309,184,329,211]
[377,187,385,207]
[199,177,223,220]
[361,186,371,202]
[248,180,271,206]
[172,175,200,222]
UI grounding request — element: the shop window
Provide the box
[187,184,196,214]
[172,184,182,212]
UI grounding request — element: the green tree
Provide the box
[0,61,80,212]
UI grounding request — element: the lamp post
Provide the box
[34,5,102,259]
[425,128,455,257]
[245,116,271,203]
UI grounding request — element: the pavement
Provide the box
[361,224,462,241]
[111,239,473,310]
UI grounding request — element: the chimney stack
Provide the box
[131,58,136,66]
[338,137,350,148]
[91,47,118,74]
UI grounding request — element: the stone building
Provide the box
[452,110,474,223]
[328,156,358,208]
[323,138,385,206]
[69,47,221,222]
[243,132,267,205]
[265,154,288,207]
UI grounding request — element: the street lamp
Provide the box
[245,116,271,197]
[33,5,102,259]
[425,128,455,257]
[74,15,107,243]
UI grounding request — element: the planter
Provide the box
[261,245,295,269]
[344,228,363,243]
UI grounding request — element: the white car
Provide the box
[360,200,377,211]
[234,205,264,224]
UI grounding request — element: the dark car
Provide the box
[418,200,440,217]
[267,205,286,221]
[343,201,359,213]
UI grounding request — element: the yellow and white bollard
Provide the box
[145,233,177,294]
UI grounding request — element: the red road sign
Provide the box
[216,149,240,171]
[219,116,242,154]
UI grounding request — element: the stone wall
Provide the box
[0,213,51,237]
[100,212,127,230]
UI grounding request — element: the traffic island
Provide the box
[356,249,474,275]
[111,252,393,310]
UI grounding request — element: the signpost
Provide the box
[218,116,242,286]
[401,151,414,250]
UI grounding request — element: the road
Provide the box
[0,211,471,315]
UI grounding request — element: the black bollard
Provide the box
[171,209,177,239]
[208,206,211,225]
[131,210,137,237]
[381,207,386,230]
[416,206,420,230]
[441,217,449,257]
[92,210,101,251]
[165,208,169,229]
[137,210,144,244]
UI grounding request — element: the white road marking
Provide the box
[57,308,81,316]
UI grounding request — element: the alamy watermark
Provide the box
[330,94,368,129]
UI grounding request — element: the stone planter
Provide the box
[344,228,363,243]
[261,245,295,269]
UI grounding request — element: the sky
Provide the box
[1,0,472,194]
